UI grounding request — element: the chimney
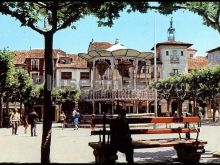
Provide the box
[115,38,120,44]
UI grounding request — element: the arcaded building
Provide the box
[79,38,155,115]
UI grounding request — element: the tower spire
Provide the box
[167,17,175,41]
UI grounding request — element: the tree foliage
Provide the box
[0,48,15,127]
[153,64,220,119]
[13,68,34,113]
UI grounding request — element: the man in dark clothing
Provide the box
[28,109,39,136]
[110,108,134,164]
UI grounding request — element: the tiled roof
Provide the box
[188,56,208,70]
[56,54,87,68]
[90,42,112,50]
[151,40,192,50]
[187,48,197,52]
[13,50,28,65]
[26,49,65,58]
[206,46,220,53]
[13,49,87,69]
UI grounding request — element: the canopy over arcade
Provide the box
[79,49,153,62]
[78,46,155,115]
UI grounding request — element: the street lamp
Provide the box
[154,12,158,117]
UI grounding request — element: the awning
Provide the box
[78,49,154,61]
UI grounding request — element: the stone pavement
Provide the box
[0,122,220,164]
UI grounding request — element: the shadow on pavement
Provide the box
[133,150,179,164]
[208,158,220,164]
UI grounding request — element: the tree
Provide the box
[0,2,147,162]
[149,2,220,34]
[173,2,220,33]
[52,86,80,111]
[151,77,175,114]
[13,68,33,115]
[0,48,14,128]
[196,65,220,122]
[1,1,219,163]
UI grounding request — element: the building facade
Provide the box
[207,46,220,66]
[12,18,219,118]
[79,39,154,115]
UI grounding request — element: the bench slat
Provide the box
[132,139,207,148]
[88,138,207,149]
[91,117,200,124]
[91,128,198,135]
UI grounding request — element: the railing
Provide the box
[84,89,154,101]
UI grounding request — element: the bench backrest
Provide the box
[92,116,200,125]
[91,115,200,141]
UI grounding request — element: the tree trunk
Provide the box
[193,99,196,116]
[167,99,170,113]
[167,99,171,116]
[178,101,183,117]
[41,32,54,163]
[20,101,23,116]
[212,97,217,122]
[0,96,3,128]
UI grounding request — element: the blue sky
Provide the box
[0,9,219,56]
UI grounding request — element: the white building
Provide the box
[206,46,220,66]
[151,17,193,80]
[55,54,89,88]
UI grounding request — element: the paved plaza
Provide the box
[1,121,220,164]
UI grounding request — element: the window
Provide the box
[80,72,89,79]
[173,69,179,74]
[31,72,40,83]
[31,59,39,70]
[166,51,169,56]
[61,72,72,80]
[59,58,71,64]
[146,65,150,73]
[181,51,184,56]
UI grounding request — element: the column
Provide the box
[41,105,44,121]
[92,63,95,115]
[146,101,149,113]
[111,64,114,114]
[99,102,101,115]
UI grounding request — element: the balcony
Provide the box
[169,72,179,76]
[84,89,155,101]
[79,79,91,87]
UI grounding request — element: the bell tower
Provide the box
[167,17,175,41]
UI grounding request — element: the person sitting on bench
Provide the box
[110,108,134,164]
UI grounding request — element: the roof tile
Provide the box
[90,42,112,50]
[188,56,208,70]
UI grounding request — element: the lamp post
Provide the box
[154,12,158,117]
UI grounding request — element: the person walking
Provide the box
[196,104,203,127]
[60,111,66,129]
[28,109,39,136]
[73,109,80,130]
[10,109,20,135]
[22,114,29,134]
[110,108,134,164]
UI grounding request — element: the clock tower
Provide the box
[168,17,175,41]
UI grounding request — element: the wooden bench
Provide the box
[89,114,207,164]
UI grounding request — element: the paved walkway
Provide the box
[0,121,220,163]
